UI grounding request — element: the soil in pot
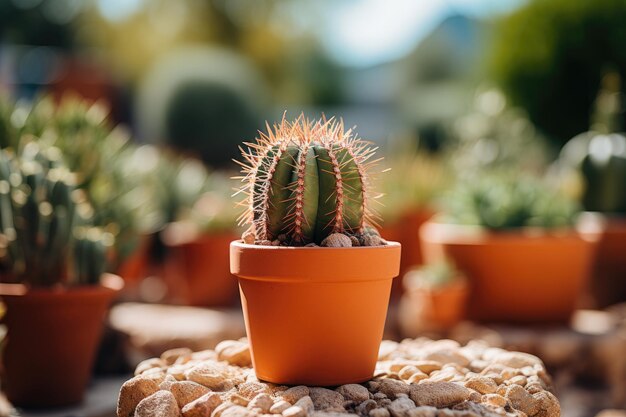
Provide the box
[419,221,599,324]
[0,274,121,408]
[230,240,401,386]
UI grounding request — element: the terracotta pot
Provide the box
[381,208,434,299]
[400,279,468,333]
[116,234,153,284]
[0,275,121,408]
[585,214,626,308]
[230,241,401,386]
[164,232,239,307]
[419,221,599,324]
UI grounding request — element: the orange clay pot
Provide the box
[400,279,468,333]
[0,274,121,408]
[419,221,599,324]
[381,208,434,300]
[230,241,401,386]
[164,231,240,307]
[585,214,626,308]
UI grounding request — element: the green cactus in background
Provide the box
[0,145,112,287]
[559,72,626,214]
[237,115,381,246]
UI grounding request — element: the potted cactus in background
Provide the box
[154,153,240,306]
[558,72,626,307]
[420,173,599,324]
[0,145,121,408]
[230,116,401,386]
[399,260,468,336]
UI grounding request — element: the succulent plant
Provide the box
[559,72,626,214]
[440,173,579,230]
[237,115,383,246]
[0,144,113,287]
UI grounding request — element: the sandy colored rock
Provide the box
[170,381,210,408]
[337,384,370,403]
[216,340,252,367]
[222,405,256,417]
[134,390,180,417]
[464,377,498,395]
[284,396,315,417]
[356,399,378,415]
[387,395,416,417]
[409,382,471,408]
[369,409,391,417]
[506,385,540,416]
[270,400,292,414]
[532,391,560,417]
[249,393,274,413]
[184,363,233,390]
[118,374,161,417]
[136,358,166,375]
[369,379,410,399]
[279,386,310,404]
[309,388,345,411]
[181,392,222,417]
[321,233,352,247]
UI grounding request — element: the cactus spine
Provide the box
[238,116,380,245]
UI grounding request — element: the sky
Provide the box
[319,0,526,67]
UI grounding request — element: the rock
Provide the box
[362,234,384,247]
[184,363,232,390]
[337,384,370,403]
[506,385,540,416]
[270,400,291,414]
[249,393,274,413]
[532,391,560,417]
[309,387,345,411]
[161,348,193,366]
[170,381,210,408]
[221,405,256,417]
[181,392,223,417]
[481,394,508,408]
[136,358,166,375]
[464,377,498,395]
[117,375,161,417]
[491,352,542,370]
[321,233,352,247]
[369,409,391,417]
[284,396,314,417]
[386,396,416,417]
[216,340,252,367]
[279,386,310,404]
[239,381,272,399]
[409,382,471,408]
[356,400,378,415]
[368,379,410,399]
[134,390,180,417]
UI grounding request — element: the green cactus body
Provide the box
[240,116,377,245]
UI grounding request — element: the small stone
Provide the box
[222,405,255,417]
[409,382,470,409]
[117,375,161,417]
[369,409,391,417]
[284,396,314,417]
[135,358,165,376]
[464,377,498,395]
[532,391,560,417]
[216,340,252,367]
[362,234,384,247]
[239,381,272,399]
[321,233,352,247]
[492,352,542,370]
[249,393,274,413]
[356,399,378,415]
[184,364,231,390]
[506,385,540,416]
[386,396,416,417]
[336,384,370,403]
[134,390,180,417]
[161,348,192,366]
[170,381,210,408]
[182,392,223,417]
[159,375,177,391]
[270,400,291,414]
[242,230,255,244]
[279,386,310,404]
[349,236,360,246]
[368,379,410,400]
[309,387,345,411]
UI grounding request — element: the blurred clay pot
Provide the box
[583,214,626,307]
[420,221,600,324]
[230,240,401,386]
[163,223,239,307]
[400,278,468,335]
[116,234,153,284]
[381,208,434,299]
[0,274,121,408]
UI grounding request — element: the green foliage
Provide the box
[489,0,626,145]
[441,174,580,230]
[404,261,461,289]
[0,145,112,287]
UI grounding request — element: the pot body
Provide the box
[165,233,239,307]
[381,208,434,299]
[420,221,598,324]
[230,241,401,386]
[0,281,117,408]
[588,216,626,307]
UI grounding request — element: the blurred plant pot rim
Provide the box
[0,272,124,295]
[162,220,236,246]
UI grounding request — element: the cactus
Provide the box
[0,145,113,287]
[237,115,382,246]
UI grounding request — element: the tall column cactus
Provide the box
[237,115,383,246]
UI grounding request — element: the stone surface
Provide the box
[118,338,560,417]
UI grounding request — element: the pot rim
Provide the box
[0,273,124,297]
[420,220,600,244]
[230,240,401,282]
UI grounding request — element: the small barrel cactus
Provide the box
[237,115,384,246]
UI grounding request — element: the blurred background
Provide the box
[0,0,625,416]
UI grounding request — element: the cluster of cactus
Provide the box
[559,72,626,214]
[441,173,579,230]
[0,145,112,286]
[237,115,383,246]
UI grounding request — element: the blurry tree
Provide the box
[489,0,626,146]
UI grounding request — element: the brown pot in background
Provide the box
[381,208,434,299]
[586,215,626,308]
[163,229,239,307]
[399,279,468,336]
[420,221,600,324]
[0,275,121,408]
